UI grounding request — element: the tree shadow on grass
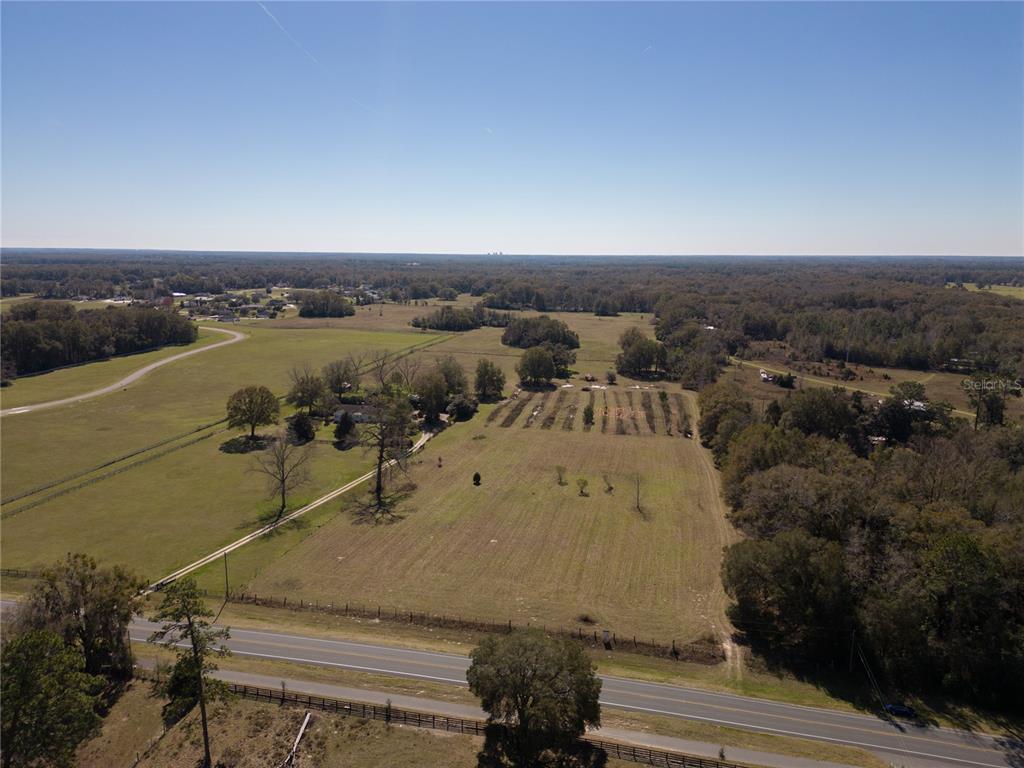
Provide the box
[233,509,311,534]
[219,435,268,454]
[350,482,417,526]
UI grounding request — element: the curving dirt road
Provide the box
[0,326,246,417]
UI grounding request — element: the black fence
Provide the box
[221,591,724,665]
[0,567,35,579]
[226,682,753,768]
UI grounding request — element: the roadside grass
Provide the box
[600,710,888,768]
[0,326,222,410]
[126,688,493,768]
[186,600,870,717]
[0,325,433,499]
[131,644,885,768]
[76,680,166,768]
[246,395,736,644]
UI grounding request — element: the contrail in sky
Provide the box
[256,1,321,66]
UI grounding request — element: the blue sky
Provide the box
[2,1,1021,255]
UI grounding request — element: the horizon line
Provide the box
[3,246,1023,260]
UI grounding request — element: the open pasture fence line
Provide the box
[1,429,225,520]
[222,682,754,768]
[215,590,724,665]
[0,417,230,506]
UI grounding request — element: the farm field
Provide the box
[247,387,734,645]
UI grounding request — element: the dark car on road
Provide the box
[884,703,918,719]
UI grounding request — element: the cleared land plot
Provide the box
[729,342,1024,425]
[948,282,1024,300]
[248,400,736,644]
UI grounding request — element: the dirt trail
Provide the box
[1,326,246,417]
[679,390,741,674]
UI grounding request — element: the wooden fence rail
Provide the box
[225,682,752,768]
[218,591,724,665]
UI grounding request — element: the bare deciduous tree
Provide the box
[252,432,313,520]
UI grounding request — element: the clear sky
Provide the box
[2,1,1021,256]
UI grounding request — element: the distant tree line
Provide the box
[3,253,1022,378]
[699,379,1024,706]
[1,301,197,377]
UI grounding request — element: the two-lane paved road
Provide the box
[125,615,1018,768]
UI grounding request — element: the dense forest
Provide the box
[699,380,1024,706]
[1,301,197,378]
[4,251,1020,377]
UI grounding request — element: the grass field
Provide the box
[0,327,223,409]
[2,303,730,645]
[157,308,734,644]
[76,682,166,768]
[0,324,443,581]
[1,431,372,581]
[246,388,733,644]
